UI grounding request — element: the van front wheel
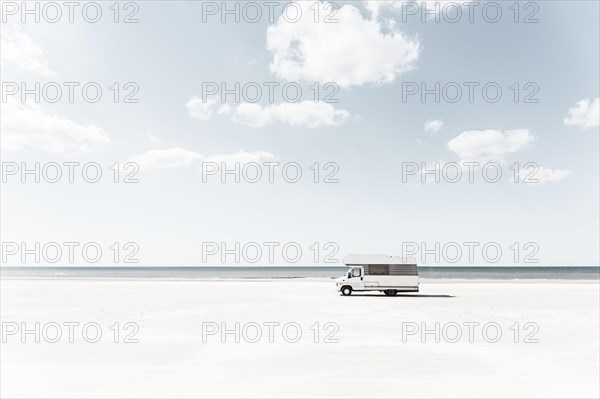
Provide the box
[341,286,352,296]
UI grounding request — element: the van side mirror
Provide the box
[347,272,352,278]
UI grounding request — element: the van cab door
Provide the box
[348,267,365,291]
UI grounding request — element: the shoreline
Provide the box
[1,276,599,283]
[0,275,600,284]
[2,266,598,282]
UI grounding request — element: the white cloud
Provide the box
[0,24,56,77]
[515,167,571,184]
[563,98,599,129]
[204,149,277,165]
[444,128,568,185]
[447,129,534,162]
[267,1,420,88]
[147,132,159,143]
[186,96,349,128]
[363,1,400,20]
[185,96,217,120]
[129,148,277,171]
[364,1,476,21]
[232,101,350,128]
[217,104,232,115]
[424,119,444,134]
[1,100,110,154]
[129,148,203,171]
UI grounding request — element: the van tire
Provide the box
[384,290,398,296]
[341,286,352,296]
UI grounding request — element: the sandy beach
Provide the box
[1,278,598,398]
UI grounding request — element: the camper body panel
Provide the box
[340,272,419,292]
[363,275,419,291]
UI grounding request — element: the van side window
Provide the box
[352,268,362,277]
[368,265,389,275]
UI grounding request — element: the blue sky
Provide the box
[1,1,598,266]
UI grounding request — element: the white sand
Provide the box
[1,279,598,398]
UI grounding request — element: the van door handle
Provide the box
[360,277,363,281]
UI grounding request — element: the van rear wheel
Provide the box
[341,286,352,296]
[384,290,398,296]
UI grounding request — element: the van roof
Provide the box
[343,254,417,266]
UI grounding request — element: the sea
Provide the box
[1,266,599,280]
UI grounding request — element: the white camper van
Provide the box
[336,254,419,296]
